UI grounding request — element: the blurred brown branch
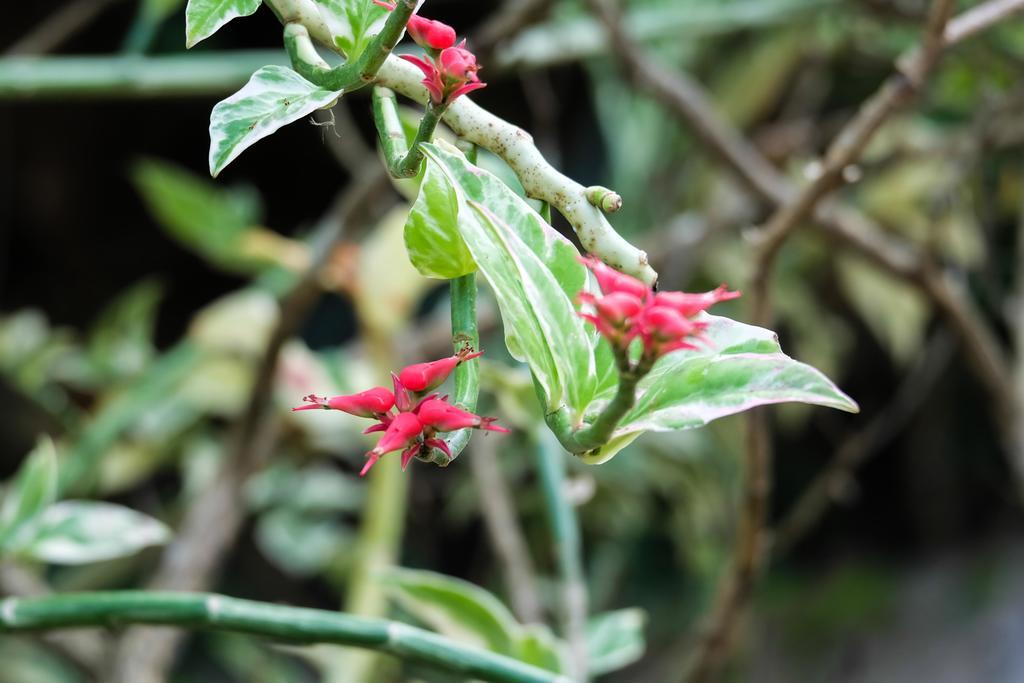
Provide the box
[469,436,544,624]
[6,0,124,56]
[586,0,1020,680]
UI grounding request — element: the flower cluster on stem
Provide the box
[578,256,740,365]
[561,256,740,453]
[293,347,507,476]
[374,0,486,107]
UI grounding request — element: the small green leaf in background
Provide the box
[314,0,389,56]
[185,0,262,48]
[15,501,171,565]
[209,66,342,177]
[380,568,569,674]
[380,568,522,655]
[84,279,163,382]
[404,159,477,279]
[0,436,58,549]
[132,158,263,273]
[586,608,647,676]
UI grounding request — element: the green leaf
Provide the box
[84,279,163,381]
[314,0,389,56]
[586,609,647,676]
[404,159,477,279]
[421,143,595,416]
[0,436,58,550]
[609,315,858,437]
[380,568,522,655]
[423,142,586,303]
[209,65,342,177]
[516,625,568,674]
[15,501,171,565]
[254,508,352,578]
[132,158,263,273]
[185,0,262,48]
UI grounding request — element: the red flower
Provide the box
[294,349,508,475]
[578,255,649,301]
[637,306,707,356]
[401,41,486,106]
[292,387,394,417]
[576,253,738,362]
[362,412,424,476]
[417,398,510,433]
[398,347,483,393]
[373,0,457,50]
[654,286,741,318]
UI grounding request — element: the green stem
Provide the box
[539,201,552,224]
[544,353,649,454]
[372,86,445,178]
[441,273,481,460]
[0,52,288,99]
[282,0,416,92]
[533,432,588,680]
[0,591,571,683]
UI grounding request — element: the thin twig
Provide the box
[111,167,391,683]
[692,3,954,679]
[944,0,1024,45]
[682,411,770,683]
[534,431,589,681]
[6,0,123,56]
[469,436,544,624]
[751,0,956,324]
[772,331,956,556]
[472,0,556,66]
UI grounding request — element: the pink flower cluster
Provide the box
[293,348,507,476]
[577,256,741,359]
[374,0,485,106]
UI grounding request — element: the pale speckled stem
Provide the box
[262,0,657,285]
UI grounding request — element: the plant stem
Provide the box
[281,0,416,92]
[372,86,445,178]
[571,356,647,451]
[0,52,288,99]
[533,432,588,680]
[545,353,649,455]
[0,591,572,683]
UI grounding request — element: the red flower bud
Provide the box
[582,291,644,325]
[400,41,486,106]
[400,444,421,470]
[373,0,457,50]
[292,387,394,417]
[578,255,649,300]
[417,398,510,433]
[398,348,483,393]
[408,15,457,50]
[654,285,741,318]
[391,373,414,412]
[438,44,480,82]
[361,412,424,476]
[638,306,708,356]
[423,437,452,459]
